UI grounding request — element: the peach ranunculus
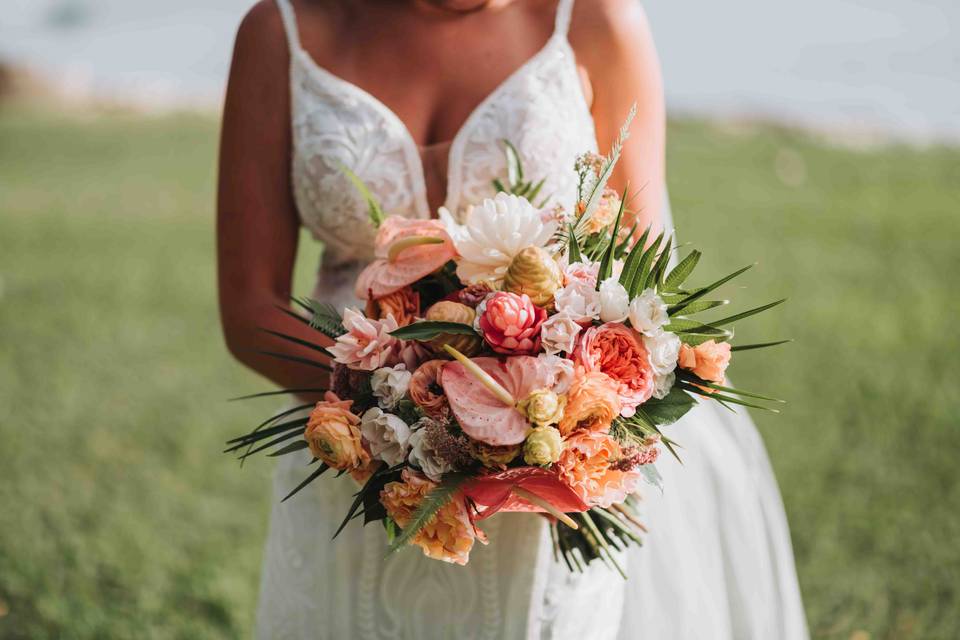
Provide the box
[365,286,420,327]
[477,291,546,355]
[408,359,449,419]
[354,217,457,299]
[572,323,655,417]
[304,391,370,471]
[557,370,622,437]
[380,469,483,565]
[581,187,622,235]
[678,339,732,385]
[555,431,642,508]
[327,307,401,371]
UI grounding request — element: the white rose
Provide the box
[643,329,681,376]
[598,277,630,323]
[554,281,601,323]
[540,312,582,355]
[360,408,411,467]
[537,353,577,394]
[628,288,669,336]
[370,364,411,409]
[407,428,452,481]
[652,371,676,400]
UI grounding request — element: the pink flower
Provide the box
[327,308,400,371]
[678,339,731,385]
[572,323,655,417]
[477,292,546,355]
[563,260,600,287]
[354,216,457,300]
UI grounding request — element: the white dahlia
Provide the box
[440,192,557,285]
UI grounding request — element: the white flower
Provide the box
[598,278,630,323]
[370,364,411,409]
[554,281,601,323]
[407,428,452,481]
[643,328,681,376]
[440,192,557,285]
[540,312,582,355]
[652,371,676,400]
[360,408,411,467]
[537,353,577,394]
[628,289,669,336]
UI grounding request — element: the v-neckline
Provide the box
[291,31,567,218]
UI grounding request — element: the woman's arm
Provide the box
[217,2,331,391]
[570,0,666,234]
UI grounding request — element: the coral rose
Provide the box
[408,360,450,419]
[304,391,370,471]
[678,339,731,384]
[477,292,546,355]
[365,286,420,327]
[572,323,655,417]
[557,371,622,437]
[380,469,481,565]
[327,308,400,371]
[555,431,642,508]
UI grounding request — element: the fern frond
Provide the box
[387,473,468,555]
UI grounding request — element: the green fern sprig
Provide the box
[387,473,469,555]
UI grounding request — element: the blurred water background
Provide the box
[1,0,958,142]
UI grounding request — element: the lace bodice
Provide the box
[275,0,597,274]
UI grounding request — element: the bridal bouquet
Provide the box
[226,116,787,574]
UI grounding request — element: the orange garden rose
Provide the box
[365,286,420,327]
[572,323,655,417]
[350,460,382,486]
[380,469,482,565]
[408,360,450,419]
[557,371,622,437]
[555,431,641,508]
[678,339,731,385]
[304,392,370,471]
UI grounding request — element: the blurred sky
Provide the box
[1,0,958,141]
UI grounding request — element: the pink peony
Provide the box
[327,308,400,371]
[563,260,601,287]
[477,292,546,355]
[572,323,656,417]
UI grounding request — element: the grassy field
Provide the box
[1,106,958,639]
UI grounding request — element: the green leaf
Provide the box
[256,350,332,372]
[614,221,639,259]
[259,328,331,357]
[388,473,469,555]
[596,187,628,287]
[339,163,385,227]
[389,321,479,341]
[281,463,330,502]
[267,440,310,457]
[645,234,673,290]
[667,299,727,315]
[526,177,546,203]
[640,386,696,426]
[492,177,508,193]
[663,319,730,336]
[663,250,701,291]
[677,383,781,412]
[503,139,523,186]
[574,105,636,240]
[567,224,582,264]
[638,463,663,492]
[292,297,346,337]
[730,339,793,352]
[628,231,664,297]
[667,264,754,314]
[228,387,328,401]
[710,299,787,327]
[238,429,304,461]
[676,372,785,403]
[617,226,650,288]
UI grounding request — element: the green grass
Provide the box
[1,107,958,639]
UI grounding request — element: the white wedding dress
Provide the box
[255,1,809,638]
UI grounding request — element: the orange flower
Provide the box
[350,460,382,486]
[380,469,482,565]
[572,323,655,417]
[365,286,420,327]
[408,360,450,419]
[557,371,622,437]
[555,431,641,508]
[678,339,731,384]
[304,391,369,471]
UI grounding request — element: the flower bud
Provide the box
[523,426,564,466]
[503,246,564,308]
[425,301,482,356]
[516,388,566,427]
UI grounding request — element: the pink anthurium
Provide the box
[354,216,457,300]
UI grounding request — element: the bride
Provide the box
[217,0,809,638]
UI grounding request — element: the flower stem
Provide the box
[513,487,579,530]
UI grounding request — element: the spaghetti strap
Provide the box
[274,0,302,52]
[554,0,575,37]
